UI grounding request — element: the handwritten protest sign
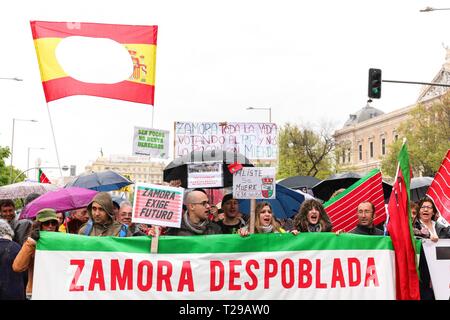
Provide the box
[132,183,184,228]
[233,167,276,199]
[188,162,223,188]
[174,122,277,160]
[133,126,169,159]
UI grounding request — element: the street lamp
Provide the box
[246,107,272,122]
[0,77,23,81]
[27,147,46,179]
[420,6,450,12]
[10,118,38,183]
[12,166,69,184]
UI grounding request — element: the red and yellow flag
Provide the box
[30,21,157,105]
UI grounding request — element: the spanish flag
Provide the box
[30,21,157,105]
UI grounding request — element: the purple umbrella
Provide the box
[19,187,98,219]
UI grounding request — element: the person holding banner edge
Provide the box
[290,199,332,234]
[238,202,285,236]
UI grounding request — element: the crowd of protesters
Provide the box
[0,185,449,300]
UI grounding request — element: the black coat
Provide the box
[350,225,384,235]
[166,214,222,236]
[0,239,26,300]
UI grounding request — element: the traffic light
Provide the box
[368,68,382,99]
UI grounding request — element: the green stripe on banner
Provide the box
[37,231,395,254]
[324,168,380,207]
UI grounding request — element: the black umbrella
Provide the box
[65,170,133,192]
[410,176,434,202]
[278,176,322,193]
[163,150,253,188]
[312,172,392,202]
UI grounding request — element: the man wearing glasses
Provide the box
[166,190,222,236]
[350,201,384,235]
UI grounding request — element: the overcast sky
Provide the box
[1,0,449,180]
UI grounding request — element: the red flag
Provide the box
[30,21,157,105]
[426,149,450,222]
[228,162,243,174]
[324,169,386,232]
[38,168,51,184]
[386,142,420,300]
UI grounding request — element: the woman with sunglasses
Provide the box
[13,208,59,299]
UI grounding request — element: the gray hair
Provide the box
[120,201,132,209]
[0,219,14,239]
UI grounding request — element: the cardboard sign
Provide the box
[188,162,223,188]
[233,167,276,199]
[422,239,450,300]
[132,183,184,228]
[133,126,169,159]
[175,122,277,160]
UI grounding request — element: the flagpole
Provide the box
[45,103,63,178]
[151,105,154,129]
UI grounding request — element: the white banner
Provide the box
[33,248,395,300]
[422,239,450,300]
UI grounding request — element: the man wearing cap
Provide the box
[13,208,59,299]
[216,193,247,234]
[79,192,131,237]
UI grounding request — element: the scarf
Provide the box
[183,212,208,234]
[307,223,322,232]
[257,225,274,233]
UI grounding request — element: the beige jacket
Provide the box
[12,237,36,296]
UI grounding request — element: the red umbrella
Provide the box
[19,187,98,219]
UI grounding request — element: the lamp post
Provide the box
[10,118,38,183]
[420,6,450,12]
[12,166,69,184]
[246,107,272,122]
[27,147,46,179]
[0,77,23,81]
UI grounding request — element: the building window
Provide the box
[369,142,374,158]
[342,149,345,163]
[359,145,363,161]
[381,138,386,155]
[347,148,351,163]
[394,134,398,141]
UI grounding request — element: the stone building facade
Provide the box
[334,47,450,176]
[84,155,166,196]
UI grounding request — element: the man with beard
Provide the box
[166,190,222,236]
[216,193,247,234]
[350,201,384,235]
[78,193,131,237]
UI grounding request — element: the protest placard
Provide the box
[133,126,169,159]
[233,167,276,199]
[132,183,184,228]
[187,162,223,188]
[422,239,450,300]
[174,122,277,160]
